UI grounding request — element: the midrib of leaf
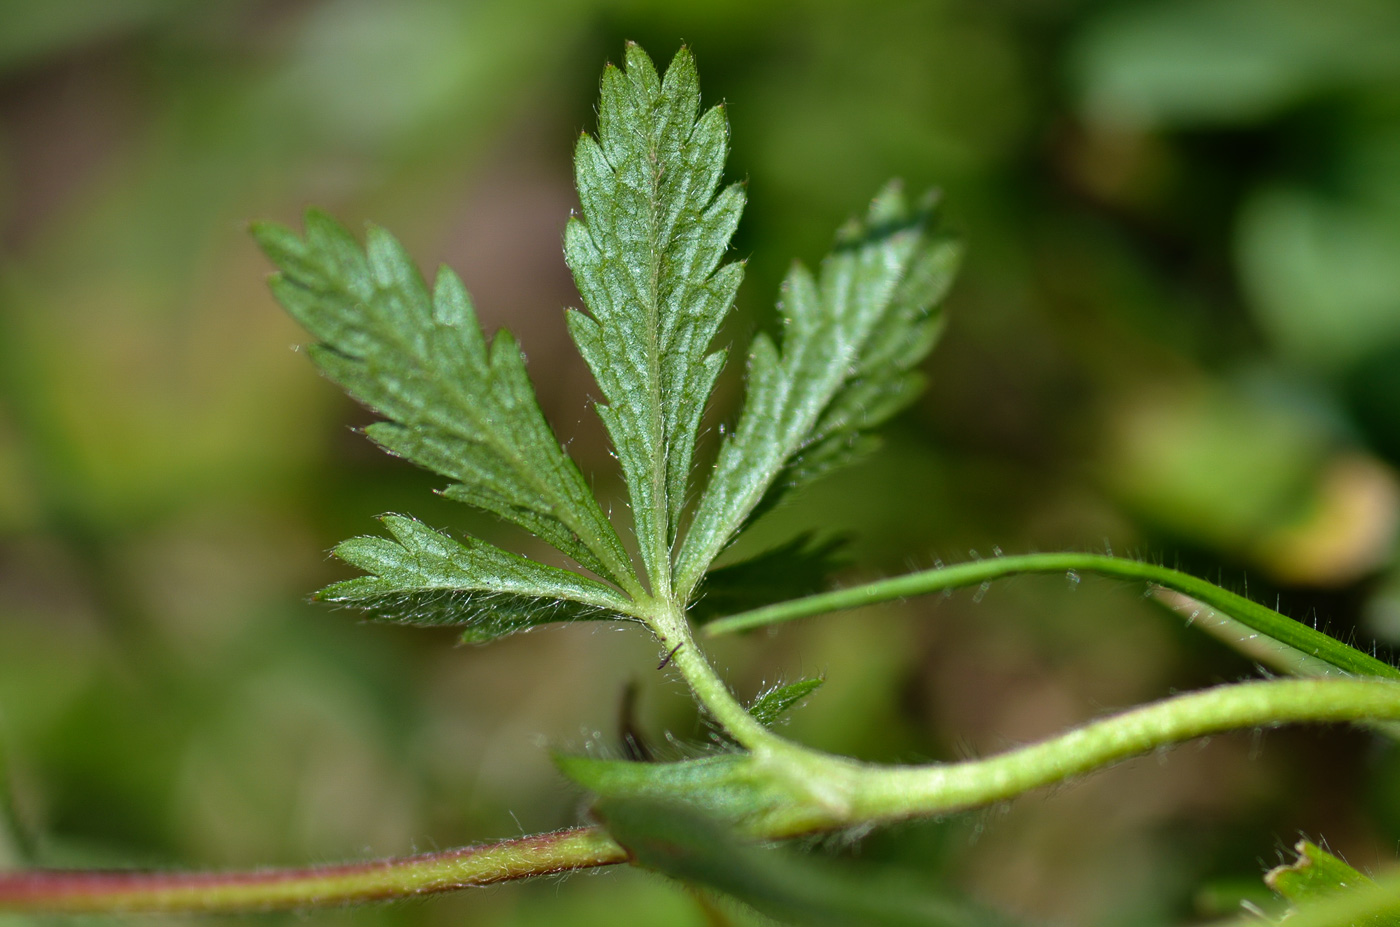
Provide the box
[614,51,683,605]
[641,136,670,602]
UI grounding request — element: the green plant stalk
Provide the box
[5,678,1399,913]
[651,604,779,752]
[0,827,627,913]
[838,677,1400,824]
[644,676,1400,837]
[1151,588,1340,677]
[705,553,1400,679]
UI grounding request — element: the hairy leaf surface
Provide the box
[254,213,638,595]
[565,43,745,595]
[323,516,635,643]
[1267,840,1373,903]
[747,678,825,728]
[676,185,961,597]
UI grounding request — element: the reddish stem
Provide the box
[0,825,628,913]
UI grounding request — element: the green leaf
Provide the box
[688,534,847,625]
[564,43,746,595]
[1267,840,1373,904]
[253,213,638,595]
[594,798,1013,927]
[1248,876,1400,927]
[676,184,961,598]
[320,516,636,643]
[554,753,797,834]
[746,678,824,729]
[1256,841,1400,927]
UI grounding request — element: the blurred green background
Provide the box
[2,0,1400,924]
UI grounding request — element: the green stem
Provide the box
[0,827,626,914]
[704,553,1399,679]
[652,605,780,752]
[832,677,1400,825]
[6,679,1399,913]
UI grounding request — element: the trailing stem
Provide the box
[840,677,1400,824]
[0,828,626,914]
[648,603,780,752]
[6,678,1399,913]
[704,552,1400,680]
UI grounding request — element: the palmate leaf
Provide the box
[675,185,962,598]
[565,44,745,596]
[255,45,963,646]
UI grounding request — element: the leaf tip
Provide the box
[249,219,298,261]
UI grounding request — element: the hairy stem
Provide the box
[5,679,1399,913]
[704,553,1399,679]
[652,605,779,752]
[841,677,1400,822]
[0,827,626,914]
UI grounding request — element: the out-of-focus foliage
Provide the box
[2,0,1400,924]
[1074,0,1400,384]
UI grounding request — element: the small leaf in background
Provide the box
[689,534,847,625]
[1237,187,1400,372]
[746,678,824,729]
[1097,381,1400,586]
[1071,0,1400,129]
[594,797,1011,927]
